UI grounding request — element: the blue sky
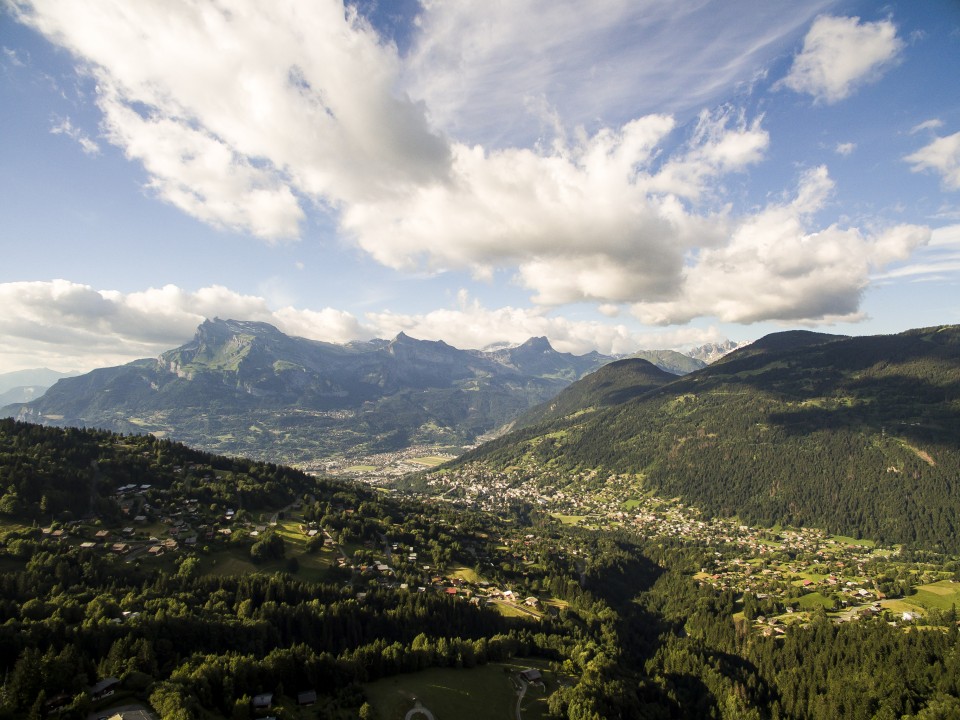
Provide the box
[1,0,959,373]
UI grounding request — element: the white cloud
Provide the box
[405,0,830,144]
[363,295,725,355]
[627,167,931,325]
[873,224,960,283]
[343,109,765,305]
[6,1,932,330]
[0,280,733,373]
[835,142,855,156]
[779,15,903,103]
[910,119,943,134]
[905,132,960,191]
[9,0,449,240]
[50,116,100,155]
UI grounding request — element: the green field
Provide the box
[550,513,587,526]
[906,580,960,611]
[408,456,451,467]
[197,534,335,582]
[797,592,835,610]
[364,661,554,720]
[827,534,877,548]
[448,565,482,583]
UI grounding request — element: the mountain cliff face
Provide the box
[445,325,960,551]
[685,339,753,364]
[2,319,614,464]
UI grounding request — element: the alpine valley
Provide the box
[2,324,960,720]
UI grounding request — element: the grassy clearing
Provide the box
[907,581,960,611]
[364,661,555,720]
[345,465,378,472]
[797,592,835,610]
[882,598,924,615]
[199,546,281,576]
[550,513,587,526]
[491,601,537,619]
[827,535,877,548]
[408,456,450,467]
[448,565,482,583]
[623,498,643,510]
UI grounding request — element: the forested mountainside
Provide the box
[3,419,960,719]
[1,319,614,465]
[515,357,677,428]
[447,325,960,551]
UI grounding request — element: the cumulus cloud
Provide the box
[627,167,931,325]
[905,132,960,191]
[6,1,930,330]
[343,108,765,305]
[0,281,373,372]
[0,280,731,373]
[835,142,855,156]
[9,0,450,240]
[779,15,903,103]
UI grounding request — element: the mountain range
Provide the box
[2,318,620,464]
[442,325,960,551]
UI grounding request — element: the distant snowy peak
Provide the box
[685,339,753,364]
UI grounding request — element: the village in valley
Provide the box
[394,462,960,633]
[19,448,960,663]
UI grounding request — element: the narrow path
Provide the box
[515,678,528,720]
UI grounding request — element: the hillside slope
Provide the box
[449,326,960,550]
[515,357,677,428]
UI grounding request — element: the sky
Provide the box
[1,0,959,374]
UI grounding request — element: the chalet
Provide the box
[252,693,273,709]
[520,668,542,683]
[80,542,96,549]
[148,546,165,556]
[111,543,130,554]
[95,530,110,539]
[89,677,120,700]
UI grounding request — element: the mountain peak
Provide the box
[517,336,555,353]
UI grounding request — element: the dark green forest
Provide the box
[2,420,960,719]
[453,326,960,551]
